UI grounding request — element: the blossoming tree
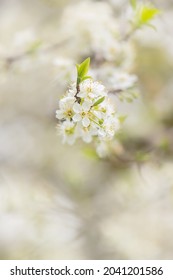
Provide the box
[55,0,160,158]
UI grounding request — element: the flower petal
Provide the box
[82,101,92,111]
[73,114,82,122]
[56,110,64,119]
[73,103,81,113]
[82,116,90,127]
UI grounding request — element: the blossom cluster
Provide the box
[56,79,120,148]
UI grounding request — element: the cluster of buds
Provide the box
[56,58,120,151]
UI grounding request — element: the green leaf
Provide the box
[77,57,90,79]
[130,0,137,9]
[140,6,160,23]
[132,4,161,30]
[76,64,80,71]
[92,97,105,107]
[81,75,92,82]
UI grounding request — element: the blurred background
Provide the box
[0,0,173,259]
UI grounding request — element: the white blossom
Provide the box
[109,72,138,91]
[78,79,106,100]
[59,120,76,145]
[73,101,92,127]
[59,1,120,61]
[56,97,75,120]
[56,77,121,156]
[77,123,97,143]
[98,116,120,140]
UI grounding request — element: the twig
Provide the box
[108,89,123,95]
[1,38,70,67]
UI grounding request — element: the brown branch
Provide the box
[75,83,81,103]
[121,27,137,41]
[1,38,70,67]
[108,89,123,95]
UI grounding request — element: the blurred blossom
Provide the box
[108,72,137,91]
[13,29,36,49]
[96,141,110,158]
[0,174,82,259]
[59,1,135,70]
[59,1,119,59]
[52,56,75,85]
[108,0,128,8]
[134,10,173,62]
[99,162,173,259]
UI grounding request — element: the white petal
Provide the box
[68,89,76,97]
[82,101,91,111]
[56,110,64,119]
[73,113,82,122]
[59,99,66,109]
[59,97,74,108]
[73,102,81,113]
[88,92,95,99]
[82,116,90,127]
[78,92,86,98]
[98,128,106,137]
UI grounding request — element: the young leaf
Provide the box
[140,6,160,23]
[76,64,80,71]
[92,97,105,107]
[132,4,161,30]
[81,75,92,82]
[77,57,90,79]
